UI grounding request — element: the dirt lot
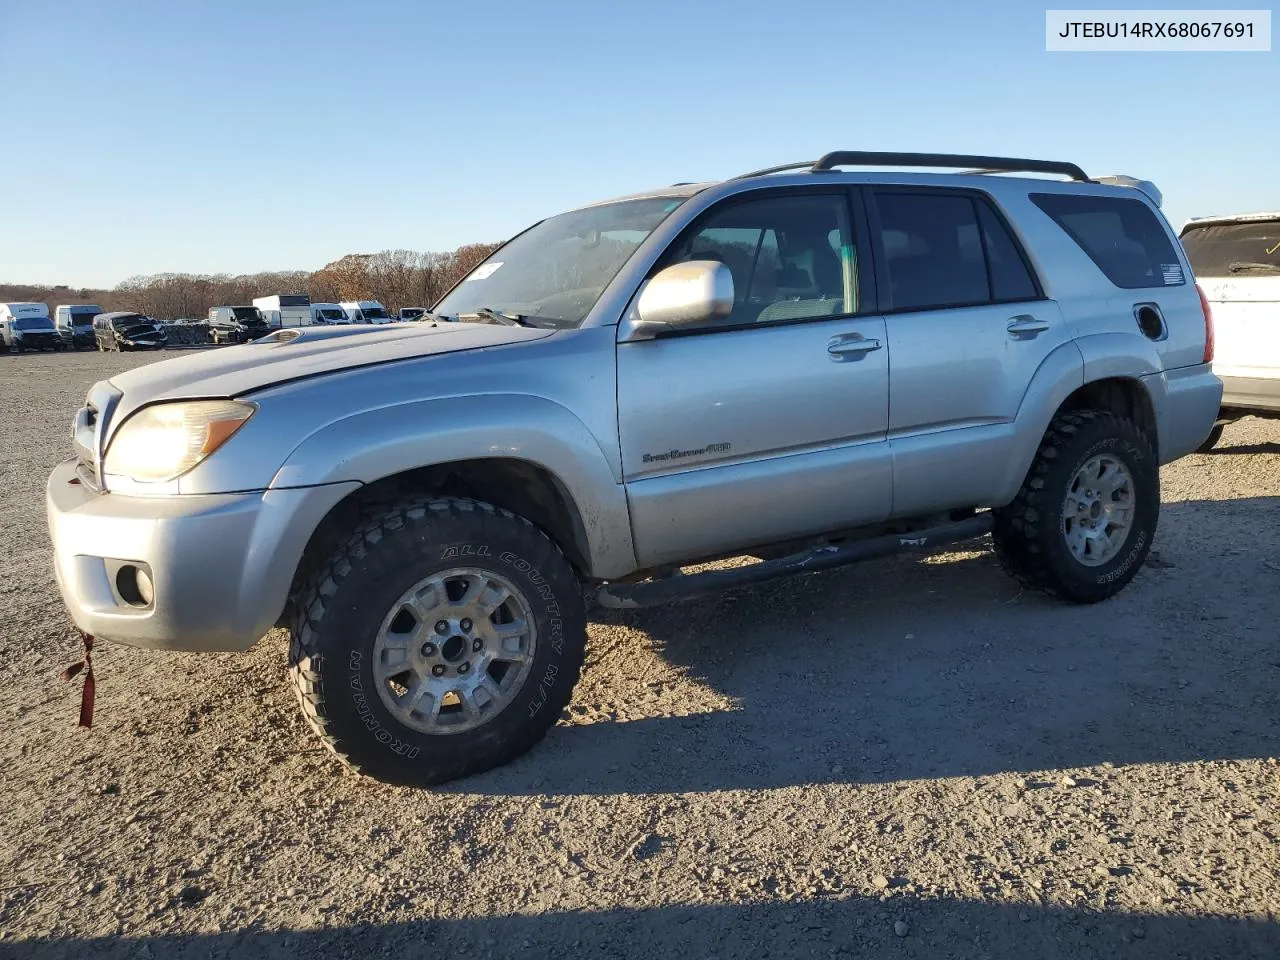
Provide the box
[1,350,1278,959]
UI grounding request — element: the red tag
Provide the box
[60,633,96,729]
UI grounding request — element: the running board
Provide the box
[595,513,993,610]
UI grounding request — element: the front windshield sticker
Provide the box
[464,262,503,282]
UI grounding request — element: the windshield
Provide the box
[400,308,425,319]
[433,196,688,327]
[362,306,389,320]
[71,307,100,326]
[232,307,266,322]
[14,317,53,331]
[111,314,147,328]
[1181,219,1280,276]
[317,308,345,321]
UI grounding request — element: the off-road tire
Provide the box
[992,410,1158,604]
[1196,423,1225,453]
[288,496,587,786]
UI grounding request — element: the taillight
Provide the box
[1196,283,1215,363]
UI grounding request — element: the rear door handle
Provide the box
[827,334,882,359]
[1007,315,1050,337]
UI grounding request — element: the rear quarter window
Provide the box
[1031,193,1185,290]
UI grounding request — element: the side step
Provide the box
[595,513,993,610]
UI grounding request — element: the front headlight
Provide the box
[103,400,256,482]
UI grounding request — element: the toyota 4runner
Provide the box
[46,151,1222,786]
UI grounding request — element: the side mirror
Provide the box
[635,260,734,333]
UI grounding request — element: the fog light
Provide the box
[114,563,154,608]
[134,567,154,606]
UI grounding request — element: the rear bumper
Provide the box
[1143,363,1223,463]
[46,458,358,652]
[1220,375,1280,414]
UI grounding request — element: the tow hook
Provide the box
[59,631,97,729]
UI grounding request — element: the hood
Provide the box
[106,320,555,415]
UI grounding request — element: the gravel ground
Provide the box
[2,350,1278,960]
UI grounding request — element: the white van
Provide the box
[253,294,312,329]
[1180,212,1280,449]
[340,300,392,324]
[54,304,103,349]
[310,302,350,325]
[0,302,62,351]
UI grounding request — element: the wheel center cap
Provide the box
[440,635,468,663]
[1089,501,1103,520]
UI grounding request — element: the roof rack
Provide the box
[813,151,1089,181]
[732,152,1090,182]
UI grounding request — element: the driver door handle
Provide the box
[827,333,883,358]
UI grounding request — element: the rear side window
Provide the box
[1031,193,1184,289]
[873,190,1040,311]
[1180,219,1280,278]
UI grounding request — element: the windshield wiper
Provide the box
[1227,260,1280,275]
[465,306,533,327]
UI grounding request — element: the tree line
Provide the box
[0,241,502,322]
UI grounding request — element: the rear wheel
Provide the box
[289,496,587,786]
[993,410,1158,604]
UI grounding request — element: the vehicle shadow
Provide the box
[466,497,1280,796]
[8,896,1279,960]
[1209,442,1280,455]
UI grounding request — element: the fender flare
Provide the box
[994,333,1161,504]
[269,394,637,579]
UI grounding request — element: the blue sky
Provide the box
[1,0,1277,288]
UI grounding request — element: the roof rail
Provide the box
[730,161,817,180]
[811,151,1089,181]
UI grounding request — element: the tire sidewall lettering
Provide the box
[335,539,574,762]
[1062,434,1156,585]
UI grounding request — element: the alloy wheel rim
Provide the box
[1061,454,1136,567]
[371,567,537,735]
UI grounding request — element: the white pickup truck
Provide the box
[1180,212,1280,449]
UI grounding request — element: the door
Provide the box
[866,187,1073,515]
[618,189,892,568]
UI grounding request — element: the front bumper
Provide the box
[1143,363,1224,463]
[46,459,358,652]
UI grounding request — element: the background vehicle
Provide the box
[0,302,62,351]
[92,311,168,351]
[253,294,313,330]
[340,300,392,324]
[208,305,271,344]
[310,302,349,325]
[54,304,103,349]
[1179,212,1280,450]
[47,151,1220,789]
[397,307,427,322]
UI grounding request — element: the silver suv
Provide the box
[46,151,1222,786]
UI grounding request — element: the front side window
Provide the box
[433,196,687,327]
[659,193,857,327]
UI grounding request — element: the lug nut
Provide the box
[473,639,483,652]
[457,662,470,674]
[431,665,446,677]
[421,642,437,657]
[435,620,449,635]
[460,618,473,632]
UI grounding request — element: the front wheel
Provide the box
[992,410,1159,604]
[289,496,587,786]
